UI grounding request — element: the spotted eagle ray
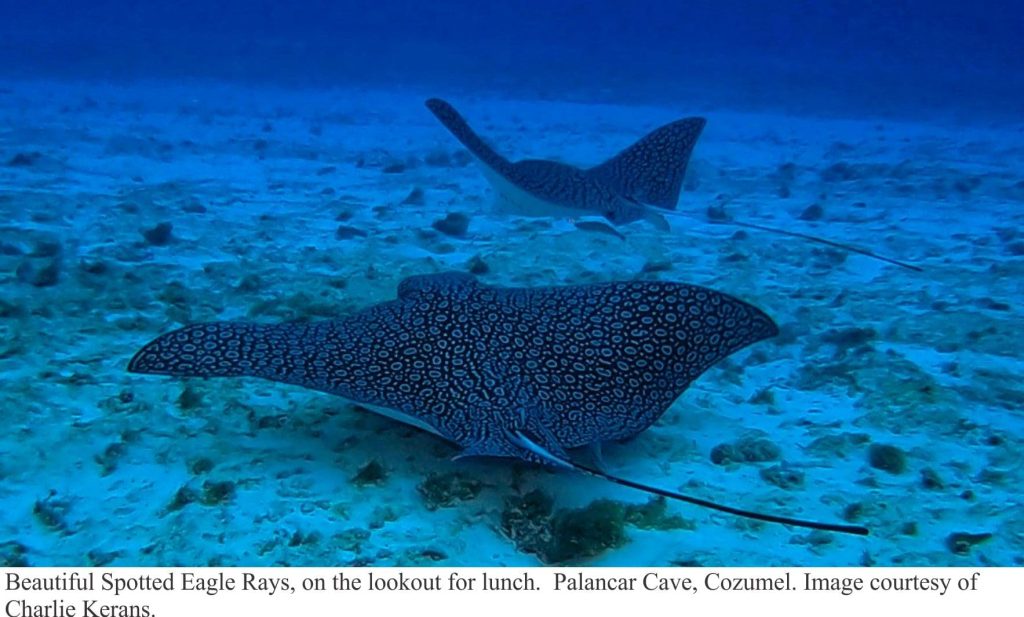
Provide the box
[129,272,867,535]
[425,97,698,229]
[426,97,920,272]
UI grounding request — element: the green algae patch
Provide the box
[888,310,1022,360]
[946,532,993,556]
[795,350,960,432]
[868,443,907,474]
[501,491,625,565]
[820,326,877,350]
[248,291,346,322]
[176,385,204,412]
[200,480,236,506]
[368,506,399,529]
[711,432,782,465]
[748,386,775,406]
[499,492,691,565]
[804,432,871,460]
[499,490,556,559]
[417,472,483,510]
[545,500,628,564]
[857,358,960,431]
[167,486,198,512]
[0,541,29,567]
[956,367,1024,412]
[188,457,215,475]
[624,497,695,531]
[351,460,389,487]
[401,547,449,564]
[760,464,806,489]
[33,494,71,534]
[333,528,371,554]
[157,281,191,308]
[94,442,125,476]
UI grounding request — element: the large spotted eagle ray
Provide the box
[426,98,920,272]
[129,272,867,535]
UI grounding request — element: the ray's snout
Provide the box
[665,285,779,359]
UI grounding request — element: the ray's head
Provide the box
[664,282,777,366]
[579,281,779,387]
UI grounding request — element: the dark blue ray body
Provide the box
[425,98,705,226]
[129,273,777,462]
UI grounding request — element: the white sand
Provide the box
[0,78,1021,566]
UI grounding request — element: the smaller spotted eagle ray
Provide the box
[426,97,701,228]
[427,98,920,272]
[129,272,867,535]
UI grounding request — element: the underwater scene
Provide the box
[1,1,1022,567]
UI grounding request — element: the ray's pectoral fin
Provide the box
[425,98,512,175]
[588,116,707,210]
[128,322,278,378]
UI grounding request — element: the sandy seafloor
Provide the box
[0,79,1022,567]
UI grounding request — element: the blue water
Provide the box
[2,0,1022,118]
[0,1,1022,567]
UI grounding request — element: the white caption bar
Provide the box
[0,567,1010,617]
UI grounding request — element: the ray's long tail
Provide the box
[728,218,922,272]
[662,208,923,272]
[572,461,869,536]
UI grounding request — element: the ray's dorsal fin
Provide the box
[425,98,512,174]
[588,117,707,210]
[514,431,869,536]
